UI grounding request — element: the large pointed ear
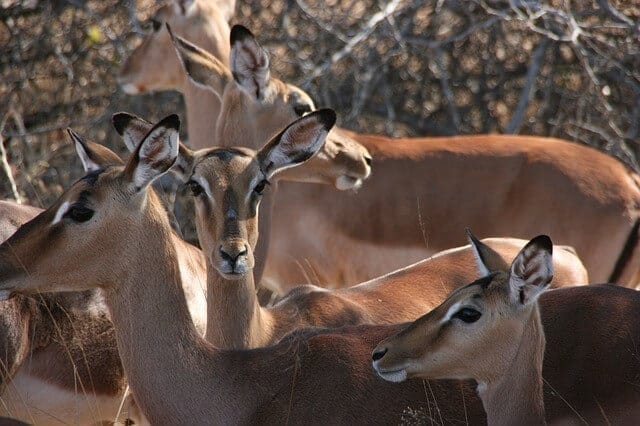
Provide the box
[113,112,195,181]
[508,235,553,306]
[124,114,181,191]
[112,112,154,152]
[466,228,509,276]
[68,129,123,172]
[168,24,232,97]
[257,109,336,179]
[172,143,196,182]
[230,25,270,101]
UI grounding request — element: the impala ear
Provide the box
[113,111,192,180]
[169,24,232,98]
[124,115,181,190]
[257,109,336,179]
[172,143,196,182]
[113,112,154,152]
[508,235,553,306]
[68,129,123,172]
[466,228,510,276]
[230,25,270,101]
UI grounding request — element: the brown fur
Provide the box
[374,238,551,424]
[0,162,486,424]
[0,197,206,423]
[169,24,640,291]
[156,115,587,349]
[1,169,637,423]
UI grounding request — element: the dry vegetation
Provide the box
[1,0,639,214]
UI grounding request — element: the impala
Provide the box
[374,233,552,424]
[0,134,208,425]
[372,233,640,423]
[1,115,638,424]
[115,110,587,349]
[120,18,372,285]
[0,114,486,424]
[171,24,640,291]
[118,0,235,149]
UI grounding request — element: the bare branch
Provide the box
[303,0,403,85]
[0,111,23,204]
[506,37,549,134]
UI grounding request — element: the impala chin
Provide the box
[373,364,408,383]
[335,175,363,191]
[215,263,251,280]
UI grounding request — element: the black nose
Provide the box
[219,246,248,267]
[371,347,387,361]
[364,156,372,167]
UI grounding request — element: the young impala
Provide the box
[0,114,487,424]
[373,233,552,424]
[114,110,587,349]
[170,24,640,291]
[0,136,207,425]
[372,233,640,423]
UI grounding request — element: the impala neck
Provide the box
[102,199,221,423]
[204,259,273,349]
[183,81,221,150]
[171,231,207,335]
[478,306,546,426]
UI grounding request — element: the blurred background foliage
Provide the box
[1,0,639,211]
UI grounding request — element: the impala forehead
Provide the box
[193,149,258,188]
[191,148,265,206]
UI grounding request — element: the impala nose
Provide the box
[364,155,372,167]
[371,347,388,361]
[219,245,248,269]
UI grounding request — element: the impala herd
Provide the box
[1,1,640,424]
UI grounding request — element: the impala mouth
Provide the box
[373,366,408,383]
[335,175,364,191]
[372,359,409,383]
[214,263,251,280]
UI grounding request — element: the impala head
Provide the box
[113,109,336,280]
[372,232,552,384]
[0,116,180,298]
[118,0,231,94]
[170,24,372,190]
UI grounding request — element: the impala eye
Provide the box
[65,205,94,223]
[187,180,204,197]
[253,179,269,195]
[293,103,312,117]
[453,307,481,323]
[150,18,162,32]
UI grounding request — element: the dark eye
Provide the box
[150,18,162,32]
[65,205,94,223]
[187,180,204,197]
[293,104,312,117]
[253,179,269,195]
[453,307,481,323]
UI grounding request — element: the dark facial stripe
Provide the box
[222,187,240,236]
